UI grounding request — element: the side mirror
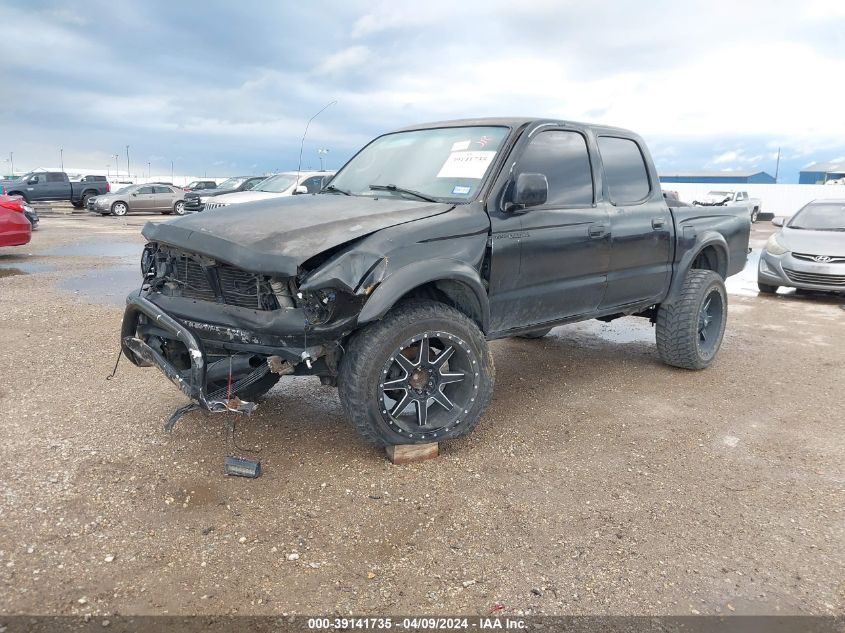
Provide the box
[27,178,37,185]
[771,217,784,227]
[131,192,138,197]
[293,185,308,195]
[510,173,548,210]
[320,175,333,190]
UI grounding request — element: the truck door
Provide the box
[46,172,71,200]
[488,128,611,332]
[23,173,47,200]
[596,136,672,308]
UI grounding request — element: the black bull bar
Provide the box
[120,294,256,416]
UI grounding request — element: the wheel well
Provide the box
[691,245,727,278]
[81,189,96,197]
[7,190,24,198]
[394,280,484,330]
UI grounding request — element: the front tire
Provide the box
[751,207,759,223]
[656,270,727,370]
[111,201,128,216]
[173,200,186,215]
[757,282,778,294]
[338,300,494,446]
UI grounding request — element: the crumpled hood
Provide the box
[780,227,845,256]
[142,194,453,275]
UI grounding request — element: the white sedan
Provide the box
[202,171,333,210]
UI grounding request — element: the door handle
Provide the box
[651,218,666,230]
[588,224,607,238]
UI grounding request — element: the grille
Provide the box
[783,267,845,286]
[161,250,277,309]
[171,254,217,302]
[204,202,229,210]
[792,252,845,263]
[184,196,203,212]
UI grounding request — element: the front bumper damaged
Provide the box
[121,294,257,416]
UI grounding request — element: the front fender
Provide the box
[357,259,490,332]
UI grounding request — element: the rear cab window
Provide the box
[597,136,651,205]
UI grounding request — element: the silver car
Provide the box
[89,184,186,216]
[758,199,845,294]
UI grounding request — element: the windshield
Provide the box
[328,126,509,202]
[216,177,246,189]
[787,202,845,231]
[254,174,296,193]
[115,185,139,194]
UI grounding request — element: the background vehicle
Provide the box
[201,171,330,210]
[693,190,763,222]
[184,180,217,192]
[758,199,845,294]
[184,176,268,213]
[78,175,108,183]
[0,195,33,246]
[88,184,186,216]
[663,190,690,206]
[122,118,750,449]
[0,171,110,208]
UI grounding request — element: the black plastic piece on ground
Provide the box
[224,456,261,478]
[164,403,200,432]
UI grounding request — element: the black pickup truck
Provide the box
[0,171,110,208]
[121,118,750,447]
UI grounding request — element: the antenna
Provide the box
[296,100,337,186]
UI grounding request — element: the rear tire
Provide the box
[656,270,727,370]
[81,192,94,208]
[338,300,494,446]
[757,282,778,294]
[751,207,759,223]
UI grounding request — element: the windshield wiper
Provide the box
[369,184,439,203]
[321,184,351,196]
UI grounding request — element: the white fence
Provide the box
[663,183,845,217]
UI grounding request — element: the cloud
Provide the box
[315,46,372,75]
[1,0,843,182]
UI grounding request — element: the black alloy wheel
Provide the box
[379,331,480,440]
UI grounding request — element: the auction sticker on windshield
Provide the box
[437,151,497,179]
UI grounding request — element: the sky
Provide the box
[1,0,844,183]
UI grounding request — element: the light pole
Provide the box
[126,145,130,180]
[112,154,120,178]
[317,148,330,171]
[148,161,151,181]
[59,147,64,171]
[106,164,110,179]
[170,160,174,184]
[9,152,13,177]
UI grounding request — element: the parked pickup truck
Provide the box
[0,171,110,208]
[121,117,750,447]
[693,190,763,223]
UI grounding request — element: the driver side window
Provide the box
[515,130,594,207]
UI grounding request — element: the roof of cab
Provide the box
[390,117,635,136]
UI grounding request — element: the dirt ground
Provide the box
[0,210,842,618]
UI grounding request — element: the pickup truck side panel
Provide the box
[2,171,108,204]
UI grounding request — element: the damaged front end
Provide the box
[121,243,370,415]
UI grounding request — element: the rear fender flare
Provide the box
[665,231,729,305]
[357,259,490,333]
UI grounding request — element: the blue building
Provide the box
[659,170,776,184]
[798,162,845,184]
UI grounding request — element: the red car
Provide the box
[0,195,32,247]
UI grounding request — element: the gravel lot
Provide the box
[0,210,842,618]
